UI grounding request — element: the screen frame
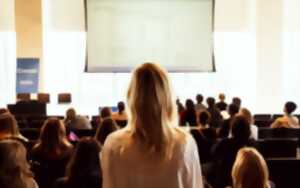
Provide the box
[84,0,216,73]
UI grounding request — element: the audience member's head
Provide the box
[232,97,242,109]
[199,111,211,127]
[100,107,112,119]
[65,137,101,186]
[206,97,216,108]
[284,101,297,115]
[219,93,226,102]
[239,108,254,125]
[185,99,195,111]
[231,115,251,142]
[65,108,77,121]
[176,99,185,114]
[0,113,19,139]
[37,118,71,155]
[0,139,34,188]
[117,101,125,114]
[95,118,118,145]
[0,108,9,115]
[232,147,269,188]
[127,63,175,157]
[196,94,204,104]
[228,103,240,117]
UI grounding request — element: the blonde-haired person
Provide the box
[102,63,203,188]
[230,147,274,188]
[0,139,38,188]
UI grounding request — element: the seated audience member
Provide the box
[212,115,256,188]
[179,99,197,126]
[64,108,92,130]
[102,63,203,188]
[95,118,118,145]
[0,108,9,114]
[191,110,217,163]
[112,101,128,121]
[219,104,239,138]
[271,101,299,128]
[54,138,102,188]
[112,101,128,128]
[31,118,73,188]
[206,97,223,128]
[231,147,274,188]
[0,112,27,142]
[239,108,258,140]
[176,98,185,115]
[195,94,207,112]
[216,93,228,111]
[0,139,38,188]
[232,97,242,110]
[96,107,112,127]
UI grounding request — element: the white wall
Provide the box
[0,0,16,108]
[40,0,300,115]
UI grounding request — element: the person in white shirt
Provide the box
[102,63,203,188]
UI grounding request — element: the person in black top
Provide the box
[54,137,102,188]
[216,93,228,111]
[206,97,223,128]
[179,99,197,126]
[211,115,256,188]
[218,103,239,138]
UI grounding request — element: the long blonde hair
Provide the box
[232,147,269,188]
[127,63,176,158]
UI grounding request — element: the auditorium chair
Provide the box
[58,93,71,103]
[258,138,298,158]
[272,114,283,120]
[72,129,96,138]
[254,119,273,127]
[254,114,272,121]
[37,93,50,103]
[19,128,40,140]
[267,158,300,188]
[258,127,299,139]
[16,93,31,101]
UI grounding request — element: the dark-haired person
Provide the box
[64,108,92,130]
[179,99,197,126]
[112,102,128,128]
[95,118,118,145]
[195,94,206,113]
[216,93,227,111]
[31,118,73,188]
[102,63,203,188]
[190,110,217,163]
[271,101,299,128]
[218,103,239,138]
[211,115,256,188]
[95,107,113,128]
[206,97,223,128]
[0,139,38,188]
[0,112,27,142]
[232,97,242,110]
[54,138,102,188]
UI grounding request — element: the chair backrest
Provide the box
[72,129,96,138]
[37,93,50,103]
[254,114,272,121]
[17,93,31,101]
[259,128,299,139]
[272,114,284,120]
[258,138,298,158]
[58,93,71,103]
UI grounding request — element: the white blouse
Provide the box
[102,127,203,188]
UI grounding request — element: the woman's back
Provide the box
[102,127,203,188]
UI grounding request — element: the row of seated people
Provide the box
[0,103,283,188]
[177,93,300,129]
[0,109,274,188]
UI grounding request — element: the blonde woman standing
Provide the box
[102,63,203,188]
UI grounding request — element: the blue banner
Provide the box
[16,58,39,93]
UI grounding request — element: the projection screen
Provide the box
[85,0,215,72]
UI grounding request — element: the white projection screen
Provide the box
[85,0,215,72]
